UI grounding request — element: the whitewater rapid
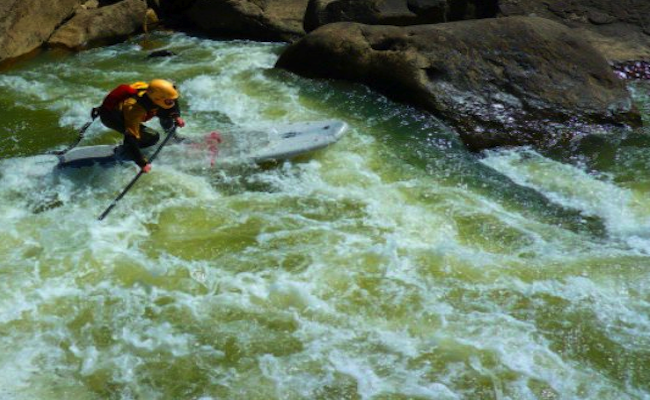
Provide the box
[0,32,649,399]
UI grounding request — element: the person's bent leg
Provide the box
[138,125,160,148]
[99,108,125,133]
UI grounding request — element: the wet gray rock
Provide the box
[276,17,642,151]
[185,0,309,42]
[0,0,83,63]
[304,0,499,32]
[48,0,148,50]
[498,0,650,62]
[304,0,446,32]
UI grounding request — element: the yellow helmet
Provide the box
[146,79,179,109]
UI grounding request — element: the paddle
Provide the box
[97,126,177,221]
[51,108,100,156]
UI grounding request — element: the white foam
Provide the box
[0,76,51,103]
[482,148,650,247]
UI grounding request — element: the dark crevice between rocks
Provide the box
[424,66,446,81]
[473,0,499,18]
[325,0,377,25]
[447,0,499,21]
[44,1,149,52]
[45,4,84,44]
[407,0,447,22]
[98,0,123,5]
[145,0,197,31]
[370,37,409,52]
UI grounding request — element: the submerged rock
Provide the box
[147,49,176,58]
[276,17,642,151]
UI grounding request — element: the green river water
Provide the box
[1,32,650,400]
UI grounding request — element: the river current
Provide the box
[1,32,650,400]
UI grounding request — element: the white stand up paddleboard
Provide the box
[248,120,347,162]
[57,145,126,168]
[57,120,348,168]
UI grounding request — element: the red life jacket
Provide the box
[100,82,149,111]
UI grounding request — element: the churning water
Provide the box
[1,32,650,399]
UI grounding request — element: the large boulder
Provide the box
[304,0,446,32]
[499,0,650,62]
[48,0,149,49]
[0,0,83,64]
[304,0,499,32]
[185,0,310,42]
[276,17,642,151]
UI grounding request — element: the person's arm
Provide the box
[159,101,184,130]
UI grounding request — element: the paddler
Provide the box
[96,79,185,173]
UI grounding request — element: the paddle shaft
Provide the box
[51,118,96,156]
[97,127,177,221]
